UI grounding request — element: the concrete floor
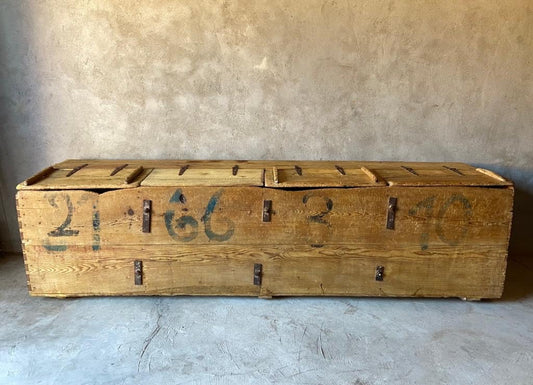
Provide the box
[1,254,532,385]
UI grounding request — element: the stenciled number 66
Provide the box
[164,189,235,242]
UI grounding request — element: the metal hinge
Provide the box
[254,263,263,285]
[386,197,397,230]
[375,265,384,281]
[142,200,152,233]
[134,260,143,285]
[262,200,272,222]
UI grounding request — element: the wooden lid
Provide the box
[141,167,264,187]
[372,162,512,187]
[16,162,151,190]
[17,160,512,190]
[263,165,386,187]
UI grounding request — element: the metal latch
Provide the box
[66,163,88,177]
[134,260,143,285]
[401,165,418,176]
[254,263,263,285]
[263,200,272,222]
[142,200,152,233]
[386,197,397,230]
[443,165,464,176]
[375,266,384,281]
[110,163,128,176]
[179,164,189,175]
[335,165,346,175]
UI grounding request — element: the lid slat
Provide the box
[17,163,151,190]
[141,168,264,187]
[264,167,386,188]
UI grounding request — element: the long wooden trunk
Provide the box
[16,160,513,299]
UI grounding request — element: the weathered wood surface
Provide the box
[142,168,264,187]
[17,186,513,247]
[16,160,514,299]
[375,164,511,187]
[18,160,511,189]
[264,167,386,187]
[17,165,152,190]
[21,245,506,298]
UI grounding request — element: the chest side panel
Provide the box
[17,184,513,298]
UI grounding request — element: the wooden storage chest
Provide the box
[16,160,513,299]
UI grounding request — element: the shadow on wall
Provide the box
[502,186,533,301]
[0,180,9,254]
[500,247,533,301]
[509,187,533,257]
[0,1,47,253]
[474,164,533,258]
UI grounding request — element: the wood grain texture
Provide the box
[476,167,508,182]
[22,166,55,186]
[21,245,506,298]
[141,168,264,187]
[21,160,510,188]
[17,166,152,190]
[17,186,513,247]
[264,167,386,187]
[16,160,514,299]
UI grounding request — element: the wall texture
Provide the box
[1,0,532,253]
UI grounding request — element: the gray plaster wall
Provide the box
[1,0,532,253]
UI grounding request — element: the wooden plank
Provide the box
[360,166,379,183]
[141,168,264,187]
[21,166,55,186]
[47,160,510,187]
[375,163,511,187]
[124,166,144,184]
[262,186,513,248]
[17,166,152,190]
[18,186,513,251]
[23,245,261,296]
[258,246,507,299]
[15,195,33,292]
[17,190,100,249]
[264,167,386,187]
[21,244,506,298]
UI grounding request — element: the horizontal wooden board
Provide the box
[262,186,513,248]
[17,186,513,249]
[20,160,510,188]
[22,244,506,299]
[375,164,511,187]
[23,246,260,297]
[141,168,264,187]
[17,166,152,190]
[264,167,385,187]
